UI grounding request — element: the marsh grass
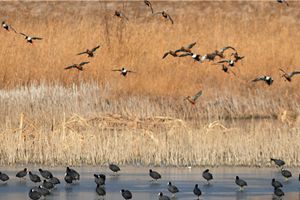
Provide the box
[1,104,300,167]
[0,83,299,166]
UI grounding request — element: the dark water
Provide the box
[0,166,299,200]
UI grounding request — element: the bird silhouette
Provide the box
[185,90,203,105]
[64,61,90,71]
[77,45,100,57]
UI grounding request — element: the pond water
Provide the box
[0,166,299,200]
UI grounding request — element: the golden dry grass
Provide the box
[1,107,300,166]
[0,1,300,96]
[0,1,300,166]
[0,83,299,166]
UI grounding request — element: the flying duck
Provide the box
[213,61,236,74]
[252,76,273,85]
[179,52,205,62]
[112,67,135,77]
[162,50,179,59]
[221,64,229,73]
[153,11,173,24]
[231,52,244,62]
[202,52,221,62]
[184,90,202,105]
[202,169,213,184]
[277,0,289,6]
[115,10,129,20]
[121,189,132,200]
[167,182,179,196]
[235,176,247,191]
[149,169,161,181]
[144,0,154,13]
[20,33,42,44]
[2,21,17,33]
[216,46,236,58]
[77,45,100,57]
[279,68,300,82]
[158,192,170,200]
[175,42,197,53]
[64,61,90,71]
[217,59,235,67]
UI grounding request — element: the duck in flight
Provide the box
[279,68,300,82]
[114,10,129,20]
[162,50,179,59]
[112,67,135,77]
[277,0,289,6]
[179,52,206,62]
[184,90,203,105]
[216,46,236,58]
[77,45,100,57]
[153,11,173,24]
[217,59,235,67]
[144,0,154,13]
[252,76,273,85]
[218,64,236,76]
[175,42,197,53]
[64,61,90,71]
[231,52,244,62]
[2,21,17,33]
[20,32,42,44]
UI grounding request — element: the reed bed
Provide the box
[0,1,300,166]
[1,103,300,166]
[0,83,299,166]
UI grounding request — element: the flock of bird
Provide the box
[1,0,298,105]
[0,159,297,200]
